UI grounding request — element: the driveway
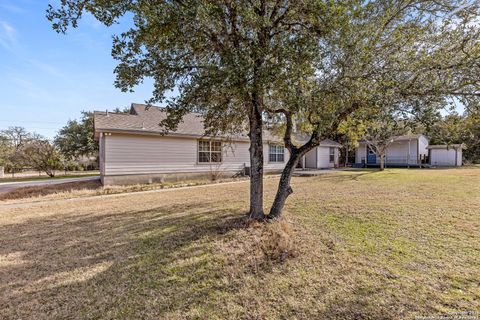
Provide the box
[0,176,100,193]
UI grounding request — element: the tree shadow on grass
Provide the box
[300,171,382,183]
[0,202,248,319]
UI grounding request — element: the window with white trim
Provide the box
[269,144,285,163]
[198,140,222,163]
[329,147,335,163]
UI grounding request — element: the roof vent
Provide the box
[142,122,145,130]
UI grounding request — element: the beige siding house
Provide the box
[94,104,341,185]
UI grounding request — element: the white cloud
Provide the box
[0,1,25,14]
[0,20,17,50]
[11,76,55,101]
[28,59,64,78]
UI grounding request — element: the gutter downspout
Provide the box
[417,137,420,167]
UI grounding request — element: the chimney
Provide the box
[106,109,109,117]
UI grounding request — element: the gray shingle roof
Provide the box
[94,103,341,147]
[94,103,214,138]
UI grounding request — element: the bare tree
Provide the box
[0,127,32,150]
[17,140,63,177]
[363,114,410,170]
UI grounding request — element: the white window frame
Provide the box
[269,144,285,163]
[329,147,335,163]
[198,140,222,163]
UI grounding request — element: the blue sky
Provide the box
[0,0,155,139]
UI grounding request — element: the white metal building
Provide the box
[428,144,464,167]
[355,135,429,167]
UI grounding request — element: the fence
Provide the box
[0,168,99,179]
[360,155,429,166]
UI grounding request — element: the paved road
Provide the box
[0,176,100,193]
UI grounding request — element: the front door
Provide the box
[367,146,376,164]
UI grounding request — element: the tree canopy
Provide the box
[54,111,98,160]
[426,107,480,163]
[16,140,63,177]
[48,0,480,219]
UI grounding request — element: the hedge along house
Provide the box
[427,144,464,167]
[94,104,342,185]
[355,134,430,168]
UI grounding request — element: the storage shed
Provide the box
[428,144,464,167]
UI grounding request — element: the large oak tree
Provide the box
[55,111,98,160]
[48,0,480,219]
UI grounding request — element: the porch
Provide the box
[357,155,429,168]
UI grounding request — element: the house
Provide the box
[355,134,429,167]
[93,104,342,185]
[427,144,464,167]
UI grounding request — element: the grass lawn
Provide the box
[0,168,478,319]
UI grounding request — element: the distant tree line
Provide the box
[426,108,480,164]
[0,112,99,177]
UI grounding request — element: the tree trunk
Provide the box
[268,153,300,219]
[248,104,265,220]
[379,154,385,171]
[46,169,55,177]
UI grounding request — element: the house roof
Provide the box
[94,103,341,147]
[427,144,465,150]
[359,134,427,144]
[94,103,218,139]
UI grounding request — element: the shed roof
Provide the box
[427,144,465,150]
[317,138,342,147]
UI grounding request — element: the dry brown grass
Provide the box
[0,168,479,319]
[0,180,102,201]
[0,176,254,203]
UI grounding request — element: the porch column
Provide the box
[365,143,367,165]
[455,147,458,167]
